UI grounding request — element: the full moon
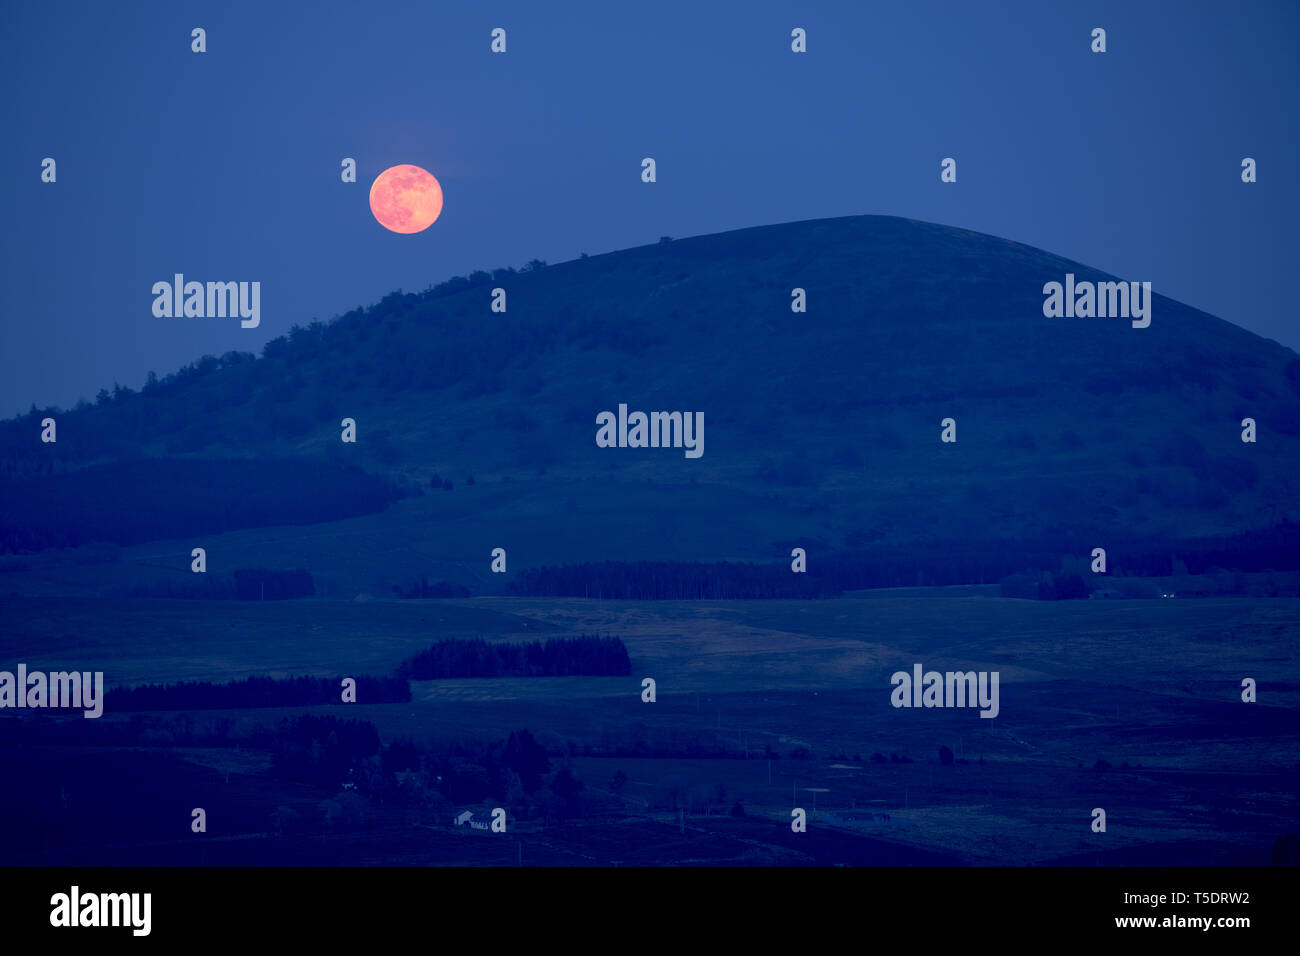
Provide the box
[369,164,443,234]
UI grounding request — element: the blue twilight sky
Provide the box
[1,0,1296,415]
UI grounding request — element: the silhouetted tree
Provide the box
[503,730,551,792]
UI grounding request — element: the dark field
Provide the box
[1,593,1295,865]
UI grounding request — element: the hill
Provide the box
[2,215,1297,594]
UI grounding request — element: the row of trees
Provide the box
[507,523,1300,600]
[508,561,838,599]
[397,636,631,679]
[104,674,410,712]
[392,577,471,598]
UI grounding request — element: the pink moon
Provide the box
[369,164,443,234]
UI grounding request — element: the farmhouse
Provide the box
[453,809,494,830]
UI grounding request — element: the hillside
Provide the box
[2,215,1297,594]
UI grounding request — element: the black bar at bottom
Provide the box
[0,865,1287,942]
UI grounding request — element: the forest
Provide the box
[397,635,632,679]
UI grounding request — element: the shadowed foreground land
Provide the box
[0,594,1296,865]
